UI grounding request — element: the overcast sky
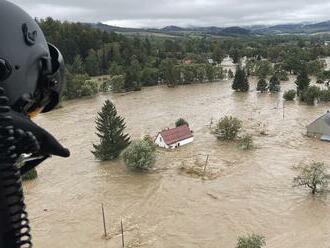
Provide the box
[10,0,330,28]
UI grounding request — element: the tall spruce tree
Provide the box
[268,74,281,92]
[295,67,310,95]
[92,100,130,161]
[232,67,249,92]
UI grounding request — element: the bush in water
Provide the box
[175,118,189,127]
[123,139,156,170]
[256,78,268,93]
[214,116,242,141]
[236,234,266,248]
[283,89,296,101]
[293,162,328,194]
[238,134,254,150]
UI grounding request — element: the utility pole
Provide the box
[203,155,209,175]
[101,204,107,238]
[121,218,125,248]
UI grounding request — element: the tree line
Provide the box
[39,18,330,100]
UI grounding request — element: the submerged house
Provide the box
[154,124,194,149]
[307,111,330,141]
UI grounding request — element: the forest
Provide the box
[38,18,330,100]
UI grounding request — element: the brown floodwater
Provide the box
[24,77,330,248]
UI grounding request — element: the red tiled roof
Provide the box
[159,124,193,145]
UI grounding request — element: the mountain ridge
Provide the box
[89,20,330,36]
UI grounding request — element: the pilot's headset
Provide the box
[0,0,65,116]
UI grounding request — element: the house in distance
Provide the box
[307,111,330,141]
[154,124,194,149]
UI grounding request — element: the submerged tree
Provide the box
[80,80,98,97]
[268,74,280,92]
[214,116,242,141]
[283,89,296,101]
[123,139,156,170]
[275,69,289,81]
[300,85,321,105]
[293,162,328,194]
[92,100,130,161]
[236,234,266,248]
[295,67,310,95]
[232,67,249,92]
[229,49,241,64]
[239,134,254,150]
[175,118,189,127]
[228,69,234,79]
[255,60,273,79]
[110,75,126,93]
[143,135,157,152]
[256,78,268,93]
[64,73,91,99]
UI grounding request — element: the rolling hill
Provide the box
[88,20,330,37]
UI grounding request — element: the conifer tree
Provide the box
[228,69,234,79]
[92,100,130,161]
[295,67,310,95]
[85,49,100,76]
[256,78,268,92]
[269,74,281,92]
[71,54,85,74]
[232,67,249,92]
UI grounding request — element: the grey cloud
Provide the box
[9,0,330,27]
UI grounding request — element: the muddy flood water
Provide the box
[24,77,330,248]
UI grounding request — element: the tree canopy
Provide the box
[232,67,249,92]
[38,17,330,99]
[92,100,130,161]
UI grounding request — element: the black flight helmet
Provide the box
[0,0,65,115]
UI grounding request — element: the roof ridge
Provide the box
[308,111,330,127]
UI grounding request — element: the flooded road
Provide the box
[24,78,330,247]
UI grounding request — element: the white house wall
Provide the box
[154,135,194,149]
[173,137,194,148]
[154,134,169,148]
[167,137,194,149]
